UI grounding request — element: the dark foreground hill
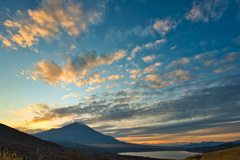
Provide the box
[0,123,166,160]
[184,146,240,160]
[0,123,65,159]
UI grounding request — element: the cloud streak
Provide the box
[130,39,166,58]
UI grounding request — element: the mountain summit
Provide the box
[33,122,124,145]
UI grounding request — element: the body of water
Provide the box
[119,151,199,159]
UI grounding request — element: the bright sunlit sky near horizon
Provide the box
[1,0,240,145]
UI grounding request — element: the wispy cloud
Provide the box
[130,39,166,58]
[153,17,178,36]
[108,74,124,80]
[86,85,101,92]
[185,0,229,22]
[141,75,162,83]
[143,62,161,74]
[62,92,80,100]
[129,69,142,79]
[166,57,190,69]
[106,84,118,89]
[222,52,240,63]
[0,34,16,50]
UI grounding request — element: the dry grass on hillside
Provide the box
[184,146,240,160]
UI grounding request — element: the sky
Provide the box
[0,0,240,145]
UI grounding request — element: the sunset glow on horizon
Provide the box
[1,0,240,145]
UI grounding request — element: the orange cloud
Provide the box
[108,74,124,80]
[141,75,162,83]
[31,50,126,87]
[143,62,161,74]
[1,0,107,49]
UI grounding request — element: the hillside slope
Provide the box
[0,123,66,159]
[184,146,240,160]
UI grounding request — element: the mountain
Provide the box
[33,122,125,145]
[33,122,174,153]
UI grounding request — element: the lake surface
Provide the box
[119,151,198,159]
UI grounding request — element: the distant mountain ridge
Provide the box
[33,122,125,145]
[174,140,240,148]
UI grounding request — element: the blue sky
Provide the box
[0,0,240,144]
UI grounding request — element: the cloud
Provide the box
[0,34,16,49]
[164,72,174,79]
[203,60,217,67]
[194,50,218,60]
[163,70,191,82]
[233,36,240,44]
[166,57,190,69]
[222,52,240,63]
[104,25,154,43]
[143,62,161,74]
[153,17,177,36]
[130,39,166,58]
[126,57,132,61]
[1,0,107,49]
[170,45,177,50]
[173,70,191,82]
[175,70,189,76]
[12,103,50,116]
[108,74,124,80]
[185,0,229,22]
[142,55,156,63]
[149,81,173,88]
[141,75,162,83]
[113,96,139,104]
[173,75,191,82]
[61,92,80,100]
[106,84,118,89]
[131,45,142,58]
[214,64,236,74]
[32,60,63,84]
[86,85,101,92]
[31,50,126,87]
[129,69,142,79]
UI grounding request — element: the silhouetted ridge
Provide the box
[0,123,65,159]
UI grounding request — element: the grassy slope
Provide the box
[184,146,240,160]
